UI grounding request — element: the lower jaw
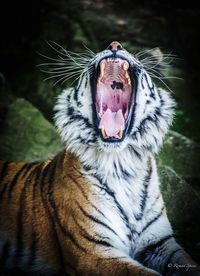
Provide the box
[97,123,128,143]
[97,136,128,152]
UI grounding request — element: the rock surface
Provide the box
[158,130,200,186]
[0,98,64,162]
[158,165,200,261]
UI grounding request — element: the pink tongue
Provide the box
[99,109,125,137]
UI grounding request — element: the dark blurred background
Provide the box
[0,1,200,139]
[0,0,200,265]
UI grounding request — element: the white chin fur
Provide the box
[96,137,128,152]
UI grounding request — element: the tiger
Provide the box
[0,41,199,276]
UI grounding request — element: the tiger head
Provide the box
[53,41,175,161]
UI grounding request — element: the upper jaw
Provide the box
[91,54,136,143]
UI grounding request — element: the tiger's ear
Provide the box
[135,47,164,66]
[148,47,164,63]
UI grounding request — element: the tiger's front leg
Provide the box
[63,247,161,276]
[53,194,160,275]
[136,225,199,275]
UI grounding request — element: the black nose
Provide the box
[108,41,123,52]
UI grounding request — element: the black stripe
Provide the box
[145,194,160,215]
[93,175,129,225]
[44,157,87,253]
[74,87,79,102]
[0,162,10,199]
[135,162,152,220]
[72,213,112,248]
[74,75,84,107]
[81,232,112,248]
[0,181,8,200]
[135,235,173,263]
[38,160,67,273]
[69,114,93,129]
[8,163,31,199]
[94,175,132,233]
[14,165,39,266]
[0,161,9,183]
[75,135,95,145]
[137,115,156,135]
[140,164,152,213]
[118,162,131,179]
[128,145,142,160]
[93,176,139,238]
[67,106,74,116]
[84,75,88,89]
[141,206,164,234]
[76,202,119,238]
[141,73,156,100]
[48,154,85,251]
[69,174,110,222]
[113,162,120,179]
[0,241,10,266]
[26,164,44,270]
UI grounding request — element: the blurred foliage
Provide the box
[0,98,63,162]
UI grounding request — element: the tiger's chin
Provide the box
[96,136,129,152]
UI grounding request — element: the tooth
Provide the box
[123,61,129,71]
[101,126,107,139]
[124,70,131,85]
[118,127,123,139]
[124,105,128,119]
[98,62,105,83]
[123,62,131,85]
[126,75,131,85]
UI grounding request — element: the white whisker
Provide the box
[38,41,95,85]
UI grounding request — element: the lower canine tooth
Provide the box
[118,127,123,139]
[98,75,103,83]
[101,127,107,138]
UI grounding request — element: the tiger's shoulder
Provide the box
[0,149,86,199]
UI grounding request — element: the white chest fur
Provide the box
[82,151,172,257]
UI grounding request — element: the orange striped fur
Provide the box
[0,151,159,275]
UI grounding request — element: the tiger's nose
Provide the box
[108,41,123,52]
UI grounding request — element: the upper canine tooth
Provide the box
[98,62,105,82]
[100,62,105,73]
[123,61,131,84]
[123,61,129,71]
[118,127,123,139]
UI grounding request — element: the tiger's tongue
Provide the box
[99,108,125,137]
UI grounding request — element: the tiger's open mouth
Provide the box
[93,56,135,142]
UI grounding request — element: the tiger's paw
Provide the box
[140,267,162,276]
